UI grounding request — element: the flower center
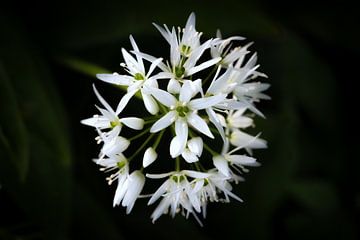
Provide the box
[171,175,186,182]
[116,161,126,169]
[134,73,145,80]
[180,44,191,56]
[174,66,185,79]
[176,105,189,117]
[110,119,120,128]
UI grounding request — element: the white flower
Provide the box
[146,80,226,157]
[146,170,211,223]
[181,137,203,163]
[230,129,267,152]
[96,35,164,115]
[81,85,144,135]
[134,13,221,88]
[119,170,145,214]
[143,147,158,168]
[211,30,248,67]
[95,127,130,158]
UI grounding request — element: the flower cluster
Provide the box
[81,13,269,225]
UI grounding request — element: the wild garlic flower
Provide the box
[82,12,270,224]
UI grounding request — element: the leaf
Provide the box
[0,14,72,239]
[0,63,29,181]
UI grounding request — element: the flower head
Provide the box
[81,12,269,225]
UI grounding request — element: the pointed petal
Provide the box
[93,85,115,114]
[115,89,138,114]
[213,155,229,177]
[206,108,226,142]
[187,112,214,138]
[141,91,159,115]
[129,35,144,73]
[121,117,144,130]
[167,78,181,94]
[186,57,221,76]
[230,130,267,149]
[148,179,171,205]
[150,111,177,133]
[145,86,177,108]
[96,73,133,85]
[179,80,193,103]
[189,94,226,110]
[226,154,260,167]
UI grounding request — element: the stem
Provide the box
[175,156,180,171]
[202,66,218,86]
[153,129,165,150]
[128,127,150,141]
[203,142,218,156]
[129,133,155,161]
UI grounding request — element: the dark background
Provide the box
[0,0,359,239]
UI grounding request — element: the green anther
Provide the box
[204,178,209,186]
[172,175,185,182]
[110,120,118,128]
[181,44,191,56]
[134,73,145,80]
[176,105,189,117]
[174,66,185,79]
[117,161,126,169]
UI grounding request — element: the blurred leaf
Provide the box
[287,180,339,212]
[58,56,111,77]
[59,56,142,99]
[0,63,29,181]
[0,14,72,239]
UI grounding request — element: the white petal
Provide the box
[170,119,188,157]
[81,116,109,129]
[179,80,193,103]
[170,136,184,158]
[143,147,158,168]
[187,112,214,138]
[145,86,177,107]
[146,58,163,78]
[115,89,138,114]
[150,111,177,133]
[146,172,175,179]
[182,149,198,163]
[113,175,128,206]
[122,170,145,213]
[121,117,144,130]
[230,130,267,149]
[206,108,226,142]
[187,137,203,156]
[189,94,226,110]
[129,35,144,73]
[141,91,159,115]
[148,179,171,205]
[187,57,221,76]
[226,154,260,167]
[185,12,196,31]
[213,156,229,177]
[96,73,133,86]
[121,48,142,74]
[167,78,181,94]
[131,51,168,72]
[93,85,115,114]
[182,170,211,179]
[153,23,171,44]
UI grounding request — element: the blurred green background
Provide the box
[0,0,359,239]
